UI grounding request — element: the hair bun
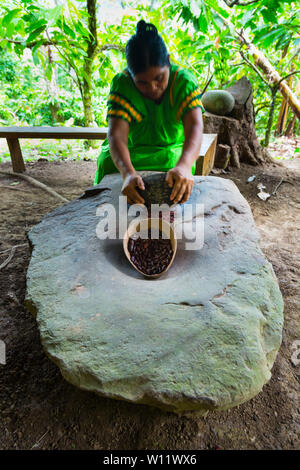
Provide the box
[136,20,157,36]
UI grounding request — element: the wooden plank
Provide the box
[0,127,108,139]
[202,134,217,175]
[6,138,25,173]
[1,127,217,176]
[195,134,217,176]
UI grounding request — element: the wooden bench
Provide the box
[0,127,217,176]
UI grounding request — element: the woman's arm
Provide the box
[165,108,203,204]
[108,117,145,204]
[108,116,134,178]
[179,107,203,169]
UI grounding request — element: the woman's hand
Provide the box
[165,163,194,204]
[121,172,145,205]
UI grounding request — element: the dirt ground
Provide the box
[0,153,299,450]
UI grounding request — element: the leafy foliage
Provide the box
[0,0,299,142]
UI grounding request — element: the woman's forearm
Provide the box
[108,136,136,179]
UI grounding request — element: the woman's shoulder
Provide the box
[169,63,204,120]
[110,69,138,96]
[107,69,146,125]
[171,63,199,87]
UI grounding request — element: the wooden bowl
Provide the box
[123,217,177,278]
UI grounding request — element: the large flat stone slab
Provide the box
[25,172,284,415]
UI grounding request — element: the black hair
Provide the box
[125,20,170,76]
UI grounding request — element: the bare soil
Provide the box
[0,156,299,450]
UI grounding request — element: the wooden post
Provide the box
[6,138,25,173]
[195,134,217,176]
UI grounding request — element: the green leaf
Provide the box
[27,5,41,12]
[204,52,211,63]
[45,64,53,81]
[67,0,82,19]
[62,22,76,39]
[253,28,281,45]
[204,0,229,18]
[15,19,26,37]
[48,5,63,23]
[219,47,230,59]
[27,25,47,43]
[73,20,90,38]
[261,8,278,24]
[6,22,15,39]
[262,32,282,48]
[14,43,25,56]
[22,13,39,24]
[32,49,39,65]
[241,9,254,27]
[27,18,47,34]
[198,13,208,34]
[0,39,8,49]
[2,8,22,27]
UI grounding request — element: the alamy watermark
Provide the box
[95,196,204,250]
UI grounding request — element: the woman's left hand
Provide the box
[165,163,194,204]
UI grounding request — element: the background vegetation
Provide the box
[0,0,299,162]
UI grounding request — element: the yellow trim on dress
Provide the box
[107,109,132,123]
[176,88,202,120]
[108,93,142,122]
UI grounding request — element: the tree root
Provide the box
[0,171,70,203]
[0,245,17,270]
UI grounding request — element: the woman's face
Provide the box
[133,65,170,102]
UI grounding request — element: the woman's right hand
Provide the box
[121,172,145,205]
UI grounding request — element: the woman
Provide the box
[94,20,205,205]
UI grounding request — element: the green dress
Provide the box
[93,63,205,185]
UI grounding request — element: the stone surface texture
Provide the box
[25,172,284,415]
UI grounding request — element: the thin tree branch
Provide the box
[278,70,300,85]
[287,46,300,67]
[97,44,126,54]
[7,38,125,55]
[54,60,81,91]
[6,38,54,48]
[224,0,260,5]
[239,49,270,86]
[45,27,84,98]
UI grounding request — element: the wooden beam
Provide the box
[0,127,108,139]
[6,138,25,173]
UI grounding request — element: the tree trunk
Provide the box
[275,73,294,135]
[203,76,274,169]
[45,46,63,124]
[285,114,296,137]
[263,87,277,148]
[83,0,98,148]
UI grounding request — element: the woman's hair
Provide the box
[125,20,170,76]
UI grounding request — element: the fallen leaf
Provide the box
[247,175,256,183]
[257,191,271,201]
